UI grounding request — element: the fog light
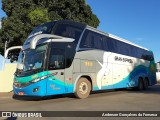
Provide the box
[33,87,40,92]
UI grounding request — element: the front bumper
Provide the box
[13,79,47,96]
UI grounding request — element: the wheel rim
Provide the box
[79,82,88,95]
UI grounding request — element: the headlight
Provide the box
[31,78,41,83]
[13,82,30,87]
[14,75,50,88]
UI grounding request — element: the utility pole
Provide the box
[4,41,8,54]
[2,41,8,71]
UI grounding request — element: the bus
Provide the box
[13,20,157,99]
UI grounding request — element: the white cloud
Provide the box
[136,38,143,41]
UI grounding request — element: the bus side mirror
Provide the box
[10,54,18,63]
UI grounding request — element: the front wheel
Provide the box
[74,77,91,99]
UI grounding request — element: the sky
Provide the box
[0,0,160,70]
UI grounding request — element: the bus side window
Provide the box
[80,30,91,48]
[80,30,103,50]
[142,50,154,61]
[107,37,116,53]
[48,49,65,70]
[101,36,108,51]
[93,33,103,49]
[138,49,144,59]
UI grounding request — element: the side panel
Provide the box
[108,53,149,88]
[47,65,74,95]
[73,50,111,91]
[101,63,113,89]
[96,52,113,89]
[112,64,125,88]
[46,70,65,95]
[64,65,74,93]
[73,50,156,92]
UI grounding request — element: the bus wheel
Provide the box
[143,78,149,90]
[138,78,144,90]
[74,77,91,99]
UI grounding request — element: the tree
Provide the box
[0,0,100,55]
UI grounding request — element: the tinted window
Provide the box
[48,49,65,70]
[29,22,56,37]
[138,48,144,59]
[80,30,154,61]
[142,50,154,61]
[65,43,76,68]
[101,35,108,51]
[131,46,138,58]
[116,40,125,55]
[126,44,131,56]
[107,37,117,53]
[80,30,93,48]
[80,30,104,50]
[53,23,83,43]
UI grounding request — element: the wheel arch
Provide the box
[73,74,93,93]
[139,76,143,80]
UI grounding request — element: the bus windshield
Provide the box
[53,23,84,43]
[28,22,56,38]
[16,44,47,75]
[28,21,84,43]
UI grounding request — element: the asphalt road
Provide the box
[0,83,160,120]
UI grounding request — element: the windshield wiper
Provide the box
[25,68,43,73]
[24,69,33,72]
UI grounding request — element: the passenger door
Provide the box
[47,48,66,95]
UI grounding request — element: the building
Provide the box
[157,62,160,72]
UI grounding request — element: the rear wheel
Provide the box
[143,78,149,90]
[137,78,144,90]
[74,77,91,99]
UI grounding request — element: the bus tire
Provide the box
[143,78,149,90]
[74,77,91,99]
[137,78,144,90]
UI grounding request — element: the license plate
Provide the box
[18,92,24,96]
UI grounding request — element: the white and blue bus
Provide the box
[13,20,157,98]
